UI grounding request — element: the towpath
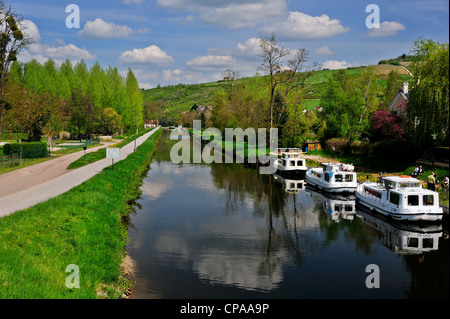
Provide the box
[0,129,159,218]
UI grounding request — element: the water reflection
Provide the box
[305,186,356,222]
[356,208,443,255]
[127,132,449,298]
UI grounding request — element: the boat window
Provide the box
[345,175,353,182]
[408,195,419,206]
[325,173,330,182]
[297,183,302,189]
[335,174,343,182]
[376,192,382,199]
[290,183,295,189]
[283,160,287,167]
[390,192,400,205]
[297,160,303,166]
[345,205,353,212]
[423,238,434,249]
[290,160,295,166]
[423,195,434,206]
[335,205,342,212]
[407,237,419,248]
[399,182,420,188]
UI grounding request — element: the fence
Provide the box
[0,153,21,168]
[55,139,101,152]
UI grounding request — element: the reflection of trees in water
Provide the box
[210,163,326,280]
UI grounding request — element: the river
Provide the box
[126,131,449,299]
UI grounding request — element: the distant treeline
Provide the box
[3,59,143,141]
[378,54,414,66]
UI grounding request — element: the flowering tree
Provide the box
[370,109,406,142]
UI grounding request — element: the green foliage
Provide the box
[7,59,143,136]
[3,142,47,158]
[407,37,449,149]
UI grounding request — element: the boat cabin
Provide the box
[363,176,437,209]
[279,152,306,170]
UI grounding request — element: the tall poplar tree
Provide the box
[125,68,143,131]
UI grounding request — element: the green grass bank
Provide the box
[0,128,162,299]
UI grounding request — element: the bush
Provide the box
[3,142,48,158]
[325,138,349,154]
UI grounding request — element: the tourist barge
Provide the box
[355,175,443,222]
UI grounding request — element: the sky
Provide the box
[10,0,450,89]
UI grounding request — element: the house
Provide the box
[144,120,157,129]
[388,82,409,115]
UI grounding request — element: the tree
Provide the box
[125,68,143,131]
[407,37,449,149]
[101,107,122,135]
[0,1,32,139]
[258,33,291,128]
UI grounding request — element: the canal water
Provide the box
[126,131,449,299]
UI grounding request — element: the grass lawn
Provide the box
[0,129,161,299]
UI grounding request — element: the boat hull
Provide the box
[355,192,443,222]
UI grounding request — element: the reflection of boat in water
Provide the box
[356,207,443,255]
[305,162,357,193]
[273,174,305,194]
[306,185,356,222]
[356,175,443,222]
[274,150,308,177]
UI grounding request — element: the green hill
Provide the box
[141,64,412,117]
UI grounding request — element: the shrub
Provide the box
[3,142,48,158]
[325,138,349,154]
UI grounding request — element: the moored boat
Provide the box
[305,162,357,193]
[274,150,308,176]
[355,175,443,222]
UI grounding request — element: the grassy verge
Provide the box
[0,129,162,299]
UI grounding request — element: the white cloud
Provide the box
[321,60,353,70]
[21,43,96,64]
[157,0,286,29]
[186,55,236,71]
[19,20,41,43]
[235,37,261,60]
[367,21,405,37]
[315,46,334,55]
[200,0,286,29]
[79,18,143,39]
[123,0,145,4]
[262,11,349,40]
[119,45,174,65]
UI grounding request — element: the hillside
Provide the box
[142,64,413,116]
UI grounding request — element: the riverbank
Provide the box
[0,129,162,298]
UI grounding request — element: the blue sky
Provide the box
[12,0,449,89]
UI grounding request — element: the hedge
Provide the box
[3,142,48,158]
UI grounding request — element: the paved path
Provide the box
[0,129,159,218]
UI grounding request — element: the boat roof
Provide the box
[383,176,419,183]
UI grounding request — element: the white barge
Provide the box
[305,162,357,193]
[274,151,308,176]
[355,175,443,222]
